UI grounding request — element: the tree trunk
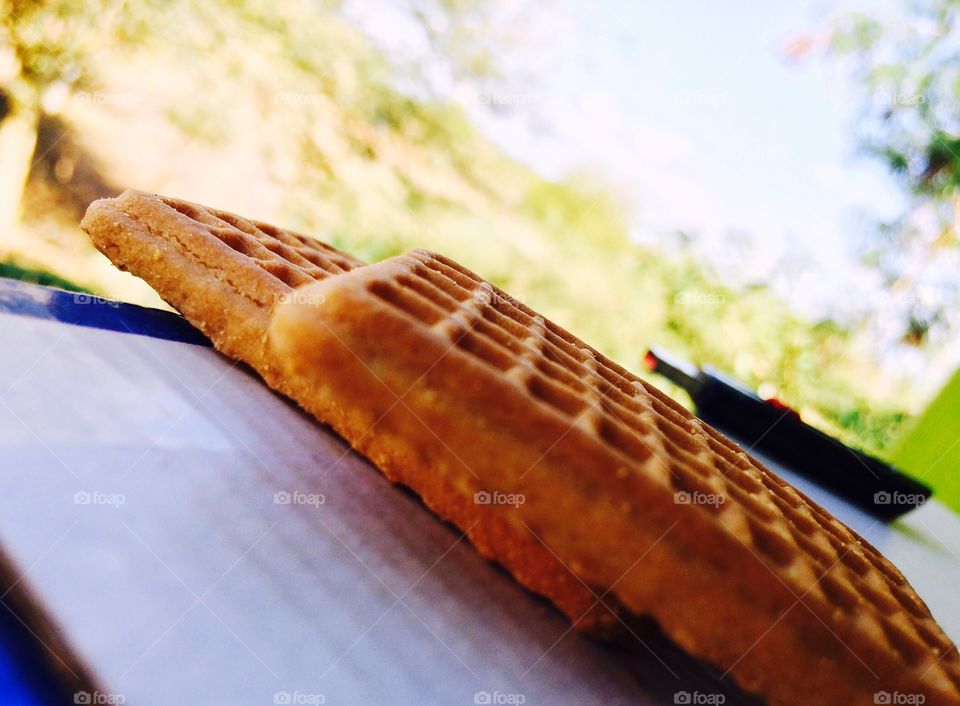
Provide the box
[0,102,39,248]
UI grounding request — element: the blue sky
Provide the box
[353,0,908,318]
[463,0,908,316]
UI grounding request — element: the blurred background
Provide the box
[1,0,957,503]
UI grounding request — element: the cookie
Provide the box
[268,249,960,706]
[82,191,629,638]
[81,190,364,370]
[82,193,960,706]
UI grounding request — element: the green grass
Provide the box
[0,261,90,293]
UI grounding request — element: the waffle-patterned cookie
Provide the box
[82,191,627,638]
[81,190,363,370]
[269,250,960,706]
[82,193,960,706]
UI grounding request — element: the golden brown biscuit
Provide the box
[81,190,364,370]
[81,192,960,706]
[81,191,627,637]
[268,249,960,706]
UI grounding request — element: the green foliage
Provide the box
[827,1,960,346]
[830,0,960,199]
[0,259,88,292]
[521,177,629,249]
[2,0,139,103]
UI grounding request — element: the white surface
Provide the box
[1,311,958,705]
[0,313,650,706]
[757,451,960,641]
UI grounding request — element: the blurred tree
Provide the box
[824,1,960,346]
[0,0,537,237]
[403,0,544,86]
[0,0,126,234]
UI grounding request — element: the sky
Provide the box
[461,0,909,319]
[351,0,909,320]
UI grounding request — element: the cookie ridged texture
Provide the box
[90,190,362,296]
[145,194,362,289]
[81,190,364,364]
[355,248,960,698]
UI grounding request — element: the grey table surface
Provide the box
[1,309,958,706]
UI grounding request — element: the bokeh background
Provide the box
[1,1,957,501]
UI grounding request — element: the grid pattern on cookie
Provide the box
[364,248,960,685]
[156,195,364,292]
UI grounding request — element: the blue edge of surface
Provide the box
[0,278,210,704]
[0,278,210,347]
